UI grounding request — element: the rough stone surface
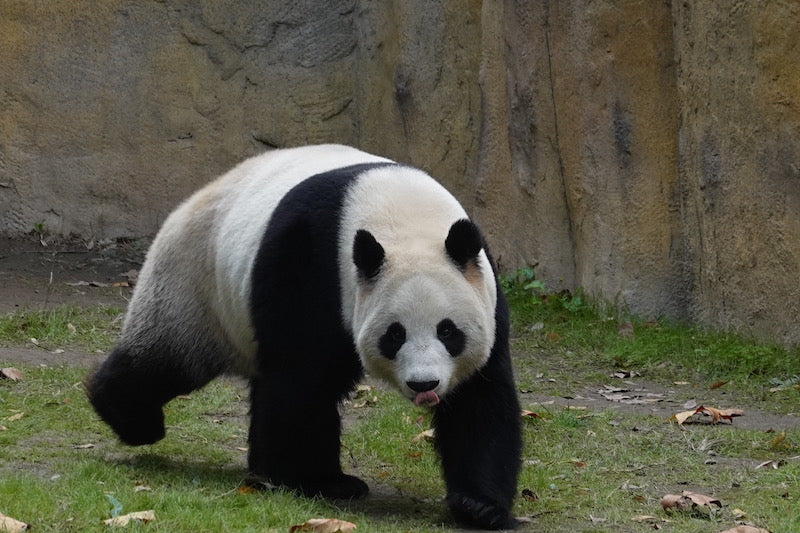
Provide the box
[1,1,799,344]
[672,1,800,344]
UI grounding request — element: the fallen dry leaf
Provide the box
[353,384,374,396]
[351,392,379,408]
[102,510,156,527]
[351,399,375,408]
[709,380,729,390]
[612,369,640,379]
[411,428,435,444]
[671,405,743,425]
[672,408,698,425]
[731,508,747,519]
[702,406,744,423]
[660,493,692,511]
[598,385,664,404]
[521,409,546,420]
[0,368,23,381]
[5,412,24,422]
[73,443,95,449]
[755,459,783,470]
[718,527,770,533]
[661,491,721,512]
[682,491,721,508]
[289,518,357,532]
[0,513,28,533]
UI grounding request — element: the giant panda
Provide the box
[86,144,522,530]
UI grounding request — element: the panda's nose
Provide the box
[406,380,439,393]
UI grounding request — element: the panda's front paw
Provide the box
[446,492,517,530]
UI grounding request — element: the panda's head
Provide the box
[351,219,497,406]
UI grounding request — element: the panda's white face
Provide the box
[353,256,496,406]
[338,166,498,406]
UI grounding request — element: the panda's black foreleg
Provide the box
[86,345,204,446]
[247,373,368,500]
[433,320,522,530]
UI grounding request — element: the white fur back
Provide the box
[131,145,390,369]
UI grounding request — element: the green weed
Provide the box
[501,268,800,403]
[0,305,122,352]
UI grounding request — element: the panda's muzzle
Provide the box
[407,379,439,392]
[407,380,441,406]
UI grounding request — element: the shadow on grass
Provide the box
[103,452,450,526]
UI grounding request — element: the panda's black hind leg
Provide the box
[246,374,368,500]
[86,346,203,446]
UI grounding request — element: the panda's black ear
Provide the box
[353,229,385,281]
[445,219,483,269]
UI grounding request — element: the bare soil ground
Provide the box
[0,234,144,367]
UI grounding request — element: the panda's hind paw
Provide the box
[446,492,517,530]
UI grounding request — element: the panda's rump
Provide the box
[118,193,243,378]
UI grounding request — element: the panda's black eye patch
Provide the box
[437,319,465,357]
[379,322,406,360]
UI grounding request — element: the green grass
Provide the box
[0,305,123,352]
[1,280,799,532]
[503,268,800,408]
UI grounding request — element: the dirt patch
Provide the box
[0,346,106,368]
[520,378,800,432]
[0,235,143,315]
[0,234,142,367]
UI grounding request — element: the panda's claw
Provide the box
[446,492,517,530]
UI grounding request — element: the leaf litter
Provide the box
[596,384,664,404]
[671,405,744,425]
[0,368,23,381]
[660,490,721,511]
[289,518,357,532]
[0,513,28,533]
[102,510,156,527]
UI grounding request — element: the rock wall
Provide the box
[673,1,800,341]
[1,1,798,344]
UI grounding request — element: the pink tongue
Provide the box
[413,390,440,407]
